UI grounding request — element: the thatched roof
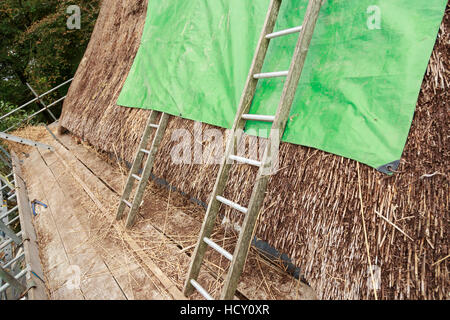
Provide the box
[60,0,449,299]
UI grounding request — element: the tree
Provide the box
[0,0,100,121]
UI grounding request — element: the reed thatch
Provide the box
[60,0,449,299]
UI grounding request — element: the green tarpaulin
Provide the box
[117,0,447,172]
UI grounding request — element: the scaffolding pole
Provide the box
[0,78,73,122]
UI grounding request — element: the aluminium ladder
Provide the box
[0,132,54,152]
[184,0,324,300]
[116,110,169,228]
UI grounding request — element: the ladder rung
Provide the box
[266,25,303,39]
[203,237,233,261]
[0,231,22,251]
[5,215,20,226]
[122,199,132,208]
[216,196,248,214]
[190,279,214,300]
[0,132,54,151]
[241,114,275,122]
[140,149,151,155]
[0,238,13,251]
[0,206,18,220]
[1,252,25,269]
[0,183,14,192]
[229,155,261,167]
[149,124,159,129]
[132,174,142,181]
[253,71,288,79]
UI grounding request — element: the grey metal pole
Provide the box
[0,266,27,294]
[4,95,66,133]
[0,132,54,151]
[1,252,25,269]
[0,146,11,160]
[0,182,4,300]
[0,206,18,220]
[0,154,11,169]
[26,83,58,122]
[0,78,72,122]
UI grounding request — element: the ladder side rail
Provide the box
[183,0,283,297]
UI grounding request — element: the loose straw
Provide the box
[357,163,378,300]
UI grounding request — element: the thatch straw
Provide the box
[59,0,449,299]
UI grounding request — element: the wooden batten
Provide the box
[11,152,48,300]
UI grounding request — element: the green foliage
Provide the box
[0,0,100,120]
[0,100,27,132]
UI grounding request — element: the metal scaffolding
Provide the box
[0,171,25,300]
[0,78,72,300]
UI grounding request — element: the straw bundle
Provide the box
[60,0,449,299]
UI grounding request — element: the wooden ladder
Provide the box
[116,110,169,228]
[184,0,324,300]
